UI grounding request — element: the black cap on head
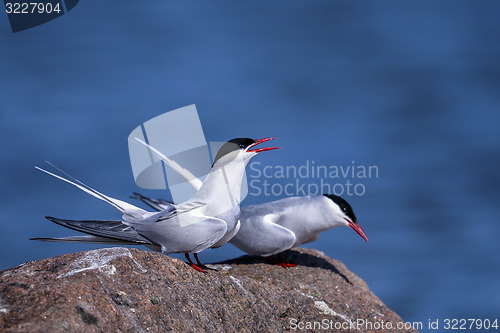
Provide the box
[323,194,357,223]
[212,138,256,166]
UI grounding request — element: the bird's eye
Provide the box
[239,144,245,148]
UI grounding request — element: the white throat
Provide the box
[189,151,251,218]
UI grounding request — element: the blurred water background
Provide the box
[1,1,499,331]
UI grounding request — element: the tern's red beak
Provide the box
[344,218,369,242]
[247,137,280,153]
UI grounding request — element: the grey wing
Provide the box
[134,216,228,254]
[230,213,296,257]
[134,200,205,225]
[30,235,141,244]
[36,216,155,245]
[131,192,173,212]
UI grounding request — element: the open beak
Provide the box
[247,137,280,153]
[344,218,369,242]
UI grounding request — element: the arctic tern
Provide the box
[32,137,279,273]
[132,152,368,267]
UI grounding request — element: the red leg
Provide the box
[278,253,296,267]
[193,253,203,267]
[193,253,217,271]
[266,254,295,268]
[185,253,207,274]
[266,255,284,268]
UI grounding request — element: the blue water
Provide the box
[1,1,499,331]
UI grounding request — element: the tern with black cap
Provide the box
[132,152,368,267]
[229,194,368,266]
[31,137,279,273]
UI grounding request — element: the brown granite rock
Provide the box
[0,247,418,332]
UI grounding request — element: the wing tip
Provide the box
[30,237,53,241]
[131,192,143,199]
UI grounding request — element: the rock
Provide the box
[0,247,418,332]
